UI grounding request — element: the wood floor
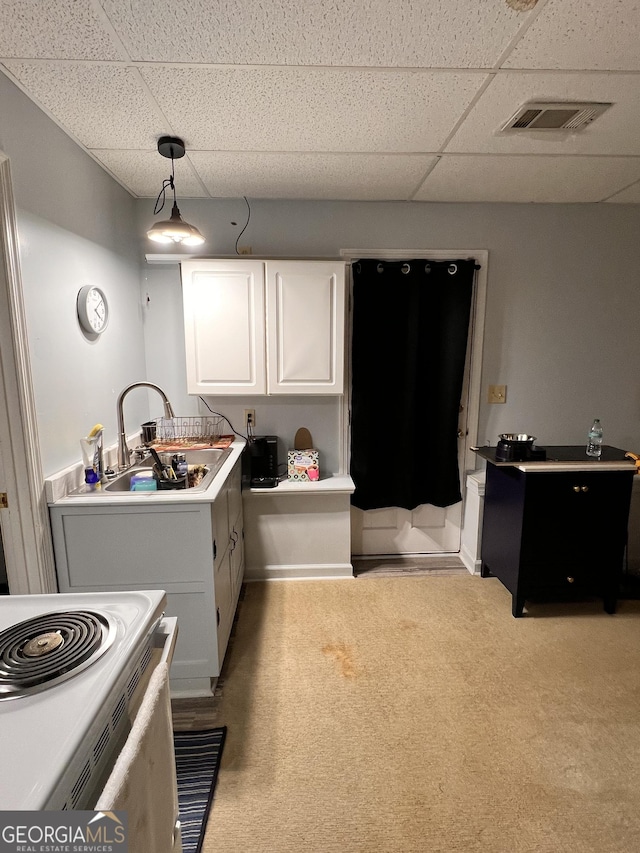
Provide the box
[352,554,467,577]
[171,693,219,731]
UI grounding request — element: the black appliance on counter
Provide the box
[495,433,546,462]
[243,435,279,488]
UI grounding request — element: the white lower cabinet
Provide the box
[50,459,244,697]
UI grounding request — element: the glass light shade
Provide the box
[147,202,205,246]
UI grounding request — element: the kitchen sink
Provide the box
[68,447,232,496]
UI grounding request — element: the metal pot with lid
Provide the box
[495,433,537,462]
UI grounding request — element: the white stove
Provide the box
[0,589,172,811]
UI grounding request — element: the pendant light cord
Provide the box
[153,154,176,215]
[235,196,251,254]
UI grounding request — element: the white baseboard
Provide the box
[245,563,354,581]
[460,544,482,576]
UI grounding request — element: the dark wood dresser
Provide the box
[477,445,635,617]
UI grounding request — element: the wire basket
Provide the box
[154,416,223,445]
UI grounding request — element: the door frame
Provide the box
[0,151,57,593]
[340,247,488,554]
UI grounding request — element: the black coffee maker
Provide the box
[242,435,279,487]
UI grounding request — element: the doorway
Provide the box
[0,151,57,594]
[341,249,487,560]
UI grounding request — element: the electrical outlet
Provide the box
[238,246,252,255]
[488,384,507,404]
[244,409,256,429]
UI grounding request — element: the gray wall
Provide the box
[139,198,640,465]
[0,73,149,476]
[4,58,640,478]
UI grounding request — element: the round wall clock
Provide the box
[77,285,109,335]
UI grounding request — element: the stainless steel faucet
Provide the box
[116,382,175,471]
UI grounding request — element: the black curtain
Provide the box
[350,259,476,511]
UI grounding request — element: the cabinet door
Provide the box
[265,261,345,394]
[211,483,230,571]
[182,260,266,395]
[522,471,633,594]
[227,459,243,529]
[215,546,233,664]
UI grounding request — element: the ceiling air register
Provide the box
[500,102,612,133]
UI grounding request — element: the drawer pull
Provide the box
[573,485,580,493]
[567,576,575,584]
[581,485,589,492]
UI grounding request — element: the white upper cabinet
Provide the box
[182,259,345,396]
[182,260,266,395]
[266,261,344,394]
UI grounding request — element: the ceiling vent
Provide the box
[500,102,612,132]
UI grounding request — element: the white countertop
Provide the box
[48,439,246,507]
[245,473,355,495]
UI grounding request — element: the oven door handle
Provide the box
[153,616,178,666]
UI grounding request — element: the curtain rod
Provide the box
[348,257,481,270]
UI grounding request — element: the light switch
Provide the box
[488,384,507,404]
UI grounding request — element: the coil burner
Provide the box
[0,610,117,700]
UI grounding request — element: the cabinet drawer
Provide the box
[522,471,632,564]
[55,506,212,587]
[523,562,600,595]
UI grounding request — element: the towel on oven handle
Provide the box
[96,662,181,852]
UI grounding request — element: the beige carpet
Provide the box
[203,575,640,853]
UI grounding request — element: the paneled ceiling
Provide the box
[2,0,640,203]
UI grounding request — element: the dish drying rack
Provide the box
[154,416,223,445]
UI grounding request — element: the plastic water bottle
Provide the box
[586,419,603,458]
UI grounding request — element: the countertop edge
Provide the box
[511,461,636,472]
[245,473,355,495]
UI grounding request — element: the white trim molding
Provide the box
[340,247,489,558]
[0,153,57,593]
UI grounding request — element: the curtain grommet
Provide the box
[377,263,384,273]
[448,263,458,275]
[401,263,410,274]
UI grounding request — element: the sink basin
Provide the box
[68,448,232,496]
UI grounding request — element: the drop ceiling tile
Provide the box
[605,180,640,204]
[0,0,120,60]
[189,152,437,200]
[141,67,485,153]
[504,0,640,71]
[2,63,164,149]
[100,0,530,67]
[90,150,208,198]
[446,72,640,156]
[415,155,640,203]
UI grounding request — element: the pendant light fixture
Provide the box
[147,136,205,246]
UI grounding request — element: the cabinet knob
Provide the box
[581,485,589,492]
[573,485,580,492]
[567,576,575,584]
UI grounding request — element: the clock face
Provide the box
[77,286,108,335]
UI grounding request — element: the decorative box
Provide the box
[287,449,320,481]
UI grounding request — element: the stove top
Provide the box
[0,609,119,699]
[0,589,166,810]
